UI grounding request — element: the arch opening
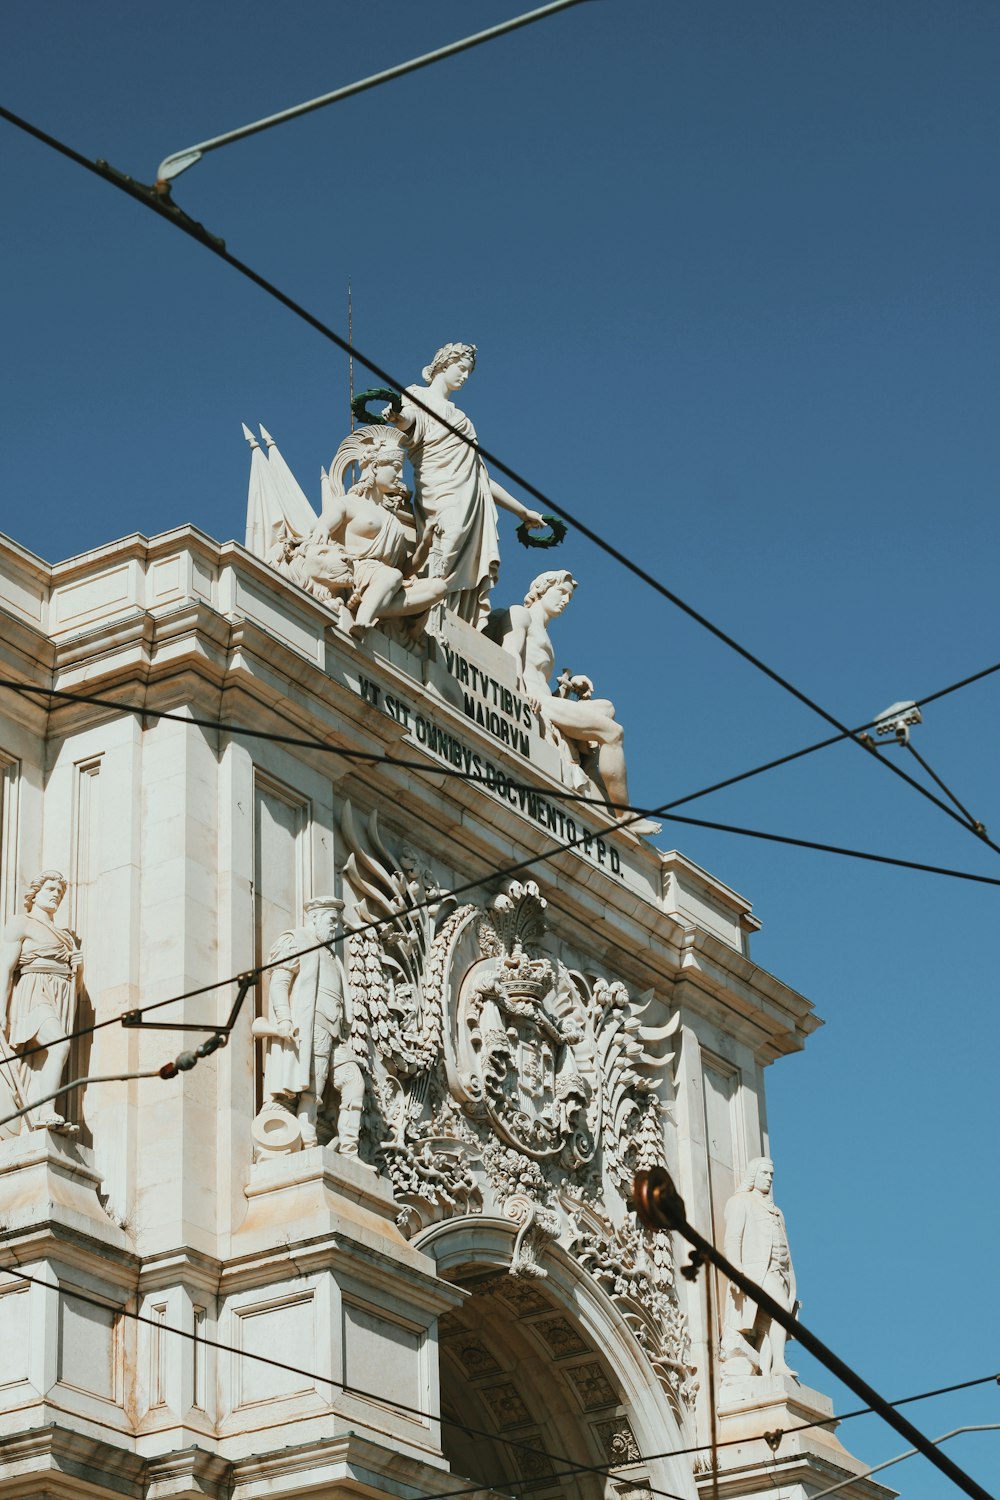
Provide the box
[439,1268,642,1499]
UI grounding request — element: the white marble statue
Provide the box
[0,871,81,1132]
[318,425,449,636]
[488,570,660,835]
[259,898,366,1156]
[720,1156,797,1380]
[383,343,546,628]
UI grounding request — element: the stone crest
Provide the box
[328,804,696,1410]
[448,884,596,1169]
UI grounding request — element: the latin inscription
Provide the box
[441,644,534,759]
[357,676,622,877]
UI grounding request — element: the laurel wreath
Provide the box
[351,387,402,426]
[516,514,568,550]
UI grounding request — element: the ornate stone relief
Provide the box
[594,1417,642,1467]
[567,1208,698,1419]
[334,802,696,1411]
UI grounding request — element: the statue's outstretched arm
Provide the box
[488,476,545,529]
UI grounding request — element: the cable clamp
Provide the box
[680,1248,705,1283]
[195,1033,227,1059]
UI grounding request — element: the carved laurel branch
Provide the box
[591,978,679,1194]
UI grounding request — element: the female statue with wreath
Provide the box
[382,343,547,629]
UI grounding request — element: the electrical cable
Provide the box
[0,977,254,1130]
[8,1264,993,1500]
[154,1,589,185]
[9,738,1000,1078]
[7,640,1000,1072]
[807,1425,1000,1500]
[0,1268,690,1500]
[638,1369,1000,1463]
[0,1067,166,1134]
[903,740,988,835]
[654,810,1000,887]
[3,112,996,1500]
[2,1272,995,1493]
[1,103,998,867]
[5,653,1000,827]
[5,676,1000,901]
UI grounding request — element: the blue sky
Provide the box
[3,3,999,1493]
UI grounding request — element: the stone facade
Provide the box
[0,520,891,1500]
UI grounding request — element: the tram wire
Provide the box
[4,649,1000,1078]
[3,99,995,1494]
[3,1267,994,1500]
[0,1269,691,1500]
[1,102,998,866]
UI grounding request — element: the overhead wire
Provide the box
[7,756,1000,1077]
[807,1425,1000,1500]
[0,651,998,987]
[2,60,997,1500]
[5,655,1000,822]
[633,1166,994,1500]
[5,645,1000,1075]
[639,1368,1000,1463]
[3,1266,994,1500]
[0,1268,690,1500]
[1,103,998,868]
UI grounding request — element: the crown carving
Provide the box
[499,946,554,1001]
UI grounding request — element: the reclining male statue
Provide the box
[488,570,659,836]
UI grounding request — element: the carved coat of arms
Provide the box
[446,884,597,1169]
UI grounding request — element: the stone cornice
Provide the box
[0,526,820,1056]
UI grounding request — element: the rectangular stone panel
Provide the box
[58,1291,118,1403]
[53,564,132,627]
[343,1300,421,1414]
[150,556,182,600]
[0,569,43,623]
[234,576,322,661]
[0,1283,29,1388]
[233,1292,315,1408]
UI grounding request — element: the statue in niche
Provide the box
[317,425,450,637]
[0,871,81,1133]
[382,343,546,628]
[720,1156,798,1381]
[487,570,660,835]
[254,898,368,1160]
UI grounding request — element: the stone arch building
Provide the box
[0,506,889,1499]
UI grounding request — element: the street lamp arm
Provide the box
[155,0,588,185]
[808,1425,1000,1500]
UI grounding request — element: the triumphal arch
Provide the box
[0,348,889,1500]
